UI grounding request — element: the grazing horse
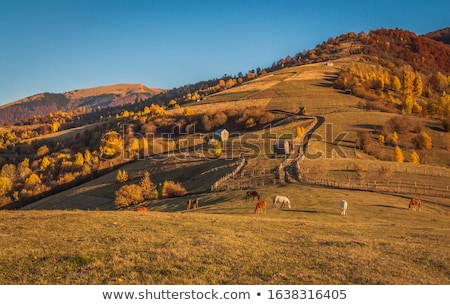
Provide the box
[340,199,348,215]
[246,190,260,202]
[135,207,148,212]
[254,201,267,214]
[272,195,291,209]
[193,199,199,209]
[409,198,421,211]
[186,199,192,210]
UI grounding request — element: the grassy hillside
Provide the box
[1,183,449,284]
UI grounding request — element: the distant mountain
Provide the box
[425,27,450,45]
[0,83,163,125]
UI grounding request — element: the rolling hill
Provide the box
[0,83,163,125]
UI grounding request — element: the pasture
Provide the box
[1,183,449,284]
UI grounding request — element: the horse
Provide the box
[193,199,199,209]
[135,207,148,212]
[340,199,348,215]
[186,199,192,210]
[409,198,421,211]
[272,195,291,209]
[254,201,267,214]
[246,190,260,202]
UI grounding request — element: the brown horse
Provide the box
[135,207,148,212]
[246,190,260,202]
[254,200,267,214]
[409,198,422,211]
[193,199,199,209]
[186,199,192,210]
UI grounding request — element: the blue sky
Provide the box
[0,0,449,105]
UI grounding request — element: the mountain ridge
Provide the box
[0,83,163,124]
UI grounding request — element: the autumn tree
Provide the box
[394,146,404,162]
[214,140,222,157]
[36,145,50,158]
[40,156,51,171]
[160,181,187,198]
[1,164,16,183]
[116,169,129,183]
[84,149,92,163]
[17,158,32,181]
[73,152,84,169]
[0,177,12,197]
[183,107,195,117]
[410,150,420,164]
[24,173,42,190]
[413,132,432,149]
[212,111,228,127]
[391,131,399,145]
[392,76,401,92]
[295,126,305,139]
[413,75,423,96]
[201,115,212,131]
[100,131,123,159]
[140,171,157,200]
[115,184,144,208]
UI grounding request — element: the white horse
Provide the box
[272,195,291,209]
[340,199,348,215]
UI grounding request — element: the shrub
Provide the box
[386,116,410,134]
[160,181,187,198]
[115,184,143,208]
[378,165,393,179]
[413,132,432,149]
[212,111,228,127]
[356,131,371,151]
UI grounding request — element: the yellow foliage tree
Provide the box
[24,173,42,189]
[116,169,129,183]
[394,146,404,163]
[183,107,195,117]
[40,156,51,171]
[295,126,305,139]
[115,184,143,208]
[0,177,12,196]
[409,150,420,164]
[140,171,157,200]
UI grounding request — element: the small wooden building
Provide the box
[273,140,291,154]
[214,128,229,141]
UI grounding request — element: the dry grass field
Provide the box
[1,183,449,284]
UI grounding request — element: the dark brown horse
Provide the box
[186,199,192,210]
[246,190,260,202]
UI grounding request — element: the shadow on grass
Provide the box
[371,204,406,210]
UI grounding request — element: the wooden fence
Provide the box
[210,157,246,192]
[302,177,450,198]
